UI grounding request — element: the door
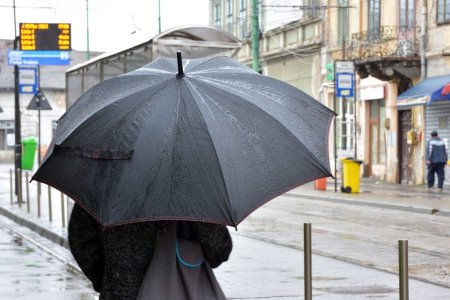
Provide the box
[368,100,386,176]
[399,110,412,184]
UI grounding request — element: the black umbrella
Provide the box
[33,53,335,227]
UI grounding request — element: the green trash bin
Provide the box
[341,157,363,193]
[21,137,37,170]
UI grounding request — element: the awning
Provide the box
[397,75,450,107]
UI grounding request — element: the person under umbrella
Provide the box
[68,203,232,299]
[34,52,335,298]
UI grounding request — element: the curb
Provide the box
[0,205,69,249]
[284,192,450,217]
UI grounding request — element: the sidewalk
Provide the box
[291,177,450,217]
[1,163,450,299]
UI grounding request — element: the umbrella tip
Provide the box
[176,51,185,78]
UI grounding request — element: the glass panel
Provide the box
[446,0,450,21]
[83,65,101,93]
[368,0,380,36]
[125,48,152,73]
[437,0,445,22]
[66,72,83,108]
[239,1,247,39]
[371,124,378,163]
[214,4,221,28]
[379,101,386,163]
[103,56,125,81]
[338,0,349,45]
[399,0,407,28]
[226,0,233,33]
[0,130,5,150]
[408,0,415,26]
[370,100,378,118]
[0,121,15,150]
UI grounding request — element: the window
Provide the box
[368,0,381,39]
[437,0,450,23]
[214,3,221,28]
[0,120,15,150]
[239,0,248,39]
[336,99,355,152]
[399,0,415,28]
[338,0,349,45]
[305,0,320,19]
[226,0,233,33]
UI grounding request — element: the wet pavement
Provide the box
[1,163,450,299]
[0,221,96,300]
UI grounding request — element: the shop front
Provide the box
[397,74,450,185]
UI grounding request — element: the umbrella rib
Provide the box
[188,76,334,174]
[181,79,235,223]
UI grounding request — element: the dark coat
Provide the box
[426,136,448,163]
[68,204,233,300]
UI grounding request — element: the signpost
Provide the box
[10,21,71,197]
[334,60,356,192]
[8,50,70,66]
[18,67,38,94]
[27,90,52,167]
[335,61,355,97]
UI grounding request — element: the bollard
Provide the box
[9,169,13,205]
[25,172,30,213]
[304,223,312,300]
[399,240,409,300]
[48,185,52,222]
[37,182,41,217]
[16,168,22,208]
[61,193,66,228]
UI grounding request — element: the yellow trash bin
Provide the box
[341,158,363,193]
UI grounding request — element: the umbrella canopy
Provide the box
[33,54,335,227]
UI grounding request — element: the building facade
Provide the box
[211,1,450,185]
[324,0,450,185]
[210,0,323,98]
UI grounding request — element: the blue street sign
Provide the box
[19,67,38,94]
[335,60,355,98]
[8,50,70,66]
[336,73,354,97]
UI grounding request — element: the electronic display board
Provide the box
[20,23,71,51]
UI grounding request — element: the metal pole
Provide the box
[38,93,42,166]
[399,240,409,300]
[333,60,337,192]
[61,193,66,228]
[48,185,52,222]
[16,168,22,207]
[420,0,427,80]
[9,169,13,205]
[26,172,30,213]
[158,0,161,34]
[37,182,41,217]
[13,0,21,196]
[304,223,312,300]
[86,0,90,60]
[252,0,260,72]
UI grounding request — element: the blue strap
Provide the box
[176,239,204,269]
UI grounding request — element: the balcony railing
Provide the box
[344,26,420,60]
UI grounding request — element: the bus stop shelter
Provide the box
[66,25,242,108]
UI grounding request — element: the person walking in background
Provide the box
[426,130,448,190]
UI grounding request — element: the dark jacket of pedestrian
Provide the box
[68,204,233,300]
[426,134,448,163]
